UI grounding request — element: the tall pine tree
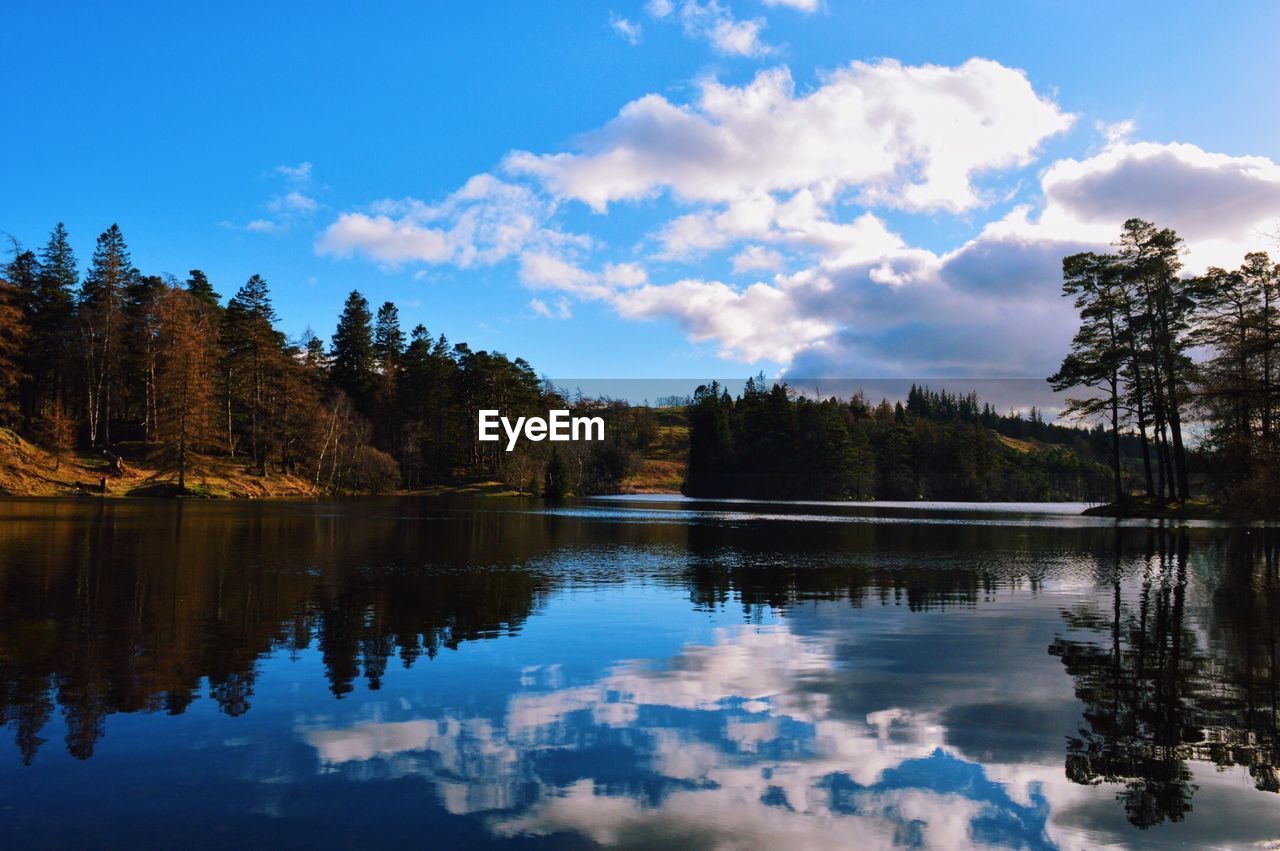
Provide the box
[330,290,377,414]
[79,225,136,446]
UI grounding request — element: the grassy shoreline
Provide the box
[1082,497,1268,521]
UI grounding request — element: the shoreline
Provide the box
[1082,498,1269,521]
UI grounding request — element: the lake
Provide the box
[1,496,1277,849]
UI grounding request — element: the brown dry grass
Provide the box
[0,428,318,499]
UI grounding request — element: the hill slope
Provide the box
[0,429,317,498]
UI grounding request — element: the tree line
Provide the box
[1051,219,1279,511]
[683,377,1113,501]
[0,223,653,495]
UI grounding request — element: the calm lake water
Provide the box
[1,496,1278,849]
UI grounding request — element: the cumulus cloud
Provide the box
[731,245,785,273]
[316,174,587,269]
[615,277,836,362]
[600,138,1280,375]
[506,59,1073,213]
[1033,141,1280,269]
[317,56,1280,378]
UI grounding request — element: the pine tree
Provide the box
[78,225,136,446]
[185,269,221,310]
[4,250,40,427]
[25,224,78,420]
[330,290,377,413]
[373,301,405,369]
[224,274,280,473]
[1050,252,1127,507]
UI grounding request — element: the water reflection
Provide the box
[298,624,1055,848]
[1050,528,1280,829]
[1,497,1279,847]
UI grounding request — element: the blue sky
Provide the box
[4,1,1279,380]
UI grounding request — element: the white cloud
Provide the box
[316,174,587,269]
[529,297,572,319]
[318,57,1280,378]
[228,162,321,235]
[519,252,601,295]
[645,0,774,56]
[269,190,318,215]
[615,277,835,362]
[761,0,819,10]
[243,219,284,235]
[602,261,648,288]
[274,161,313,185]
[609,13,643,45]
[601,139,1280,374]
[506,59,1073,213]
[731,245,785,273]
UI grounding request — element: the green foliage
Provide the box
[684,381,1113,501]
[543,447,569,499]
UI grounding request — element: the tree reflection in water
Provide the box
[3,498,1280,846]
[1050,527,1280,828]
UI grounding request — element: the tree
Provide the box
[78,225,136,446]
[1196,253,1280,508]
[184,269,221,310]
[39,401,76,471]
[1117,219,1195,501]
[372,301,405,451]
[1050,252,1127,506]
[373,301,405,369]
[33,223,78,415]
[330,290,377,413]
[154,284,218,491]
[544,446,570,498]
[224,275,280,474]
[0,266,28,425]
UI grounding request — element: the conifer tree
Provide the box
[154,284,217,491]
[185,269,221,310]
[27,224,78,418]
[330,290,377,413]
[0,265,28,425]
[78,224,136,446]
[224,274,280,473]
[1050,252,1127,506]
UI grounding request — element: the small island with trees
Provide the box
[0,218,1275,516]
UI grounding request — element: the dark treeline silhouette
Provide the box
[0,223,653,495]
[1051,528,1280,829]
[683,377,1113,501]
[1051,219,1280,511]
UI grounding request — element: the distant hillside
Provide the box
[619,407,688,493]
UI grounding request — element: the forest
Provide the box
[683,220,1279,512]
[0,223,654,496]
[1,218,1276,507]
[683,379,1115,501]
